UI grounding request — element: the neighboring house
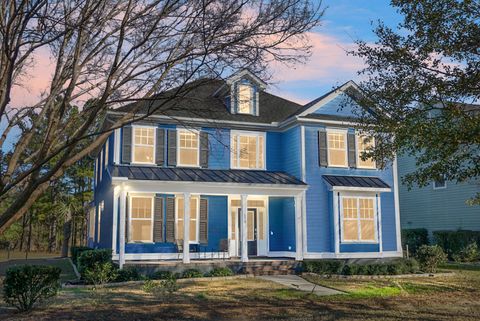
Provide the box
[89,70,402,268]
[399,154,480,233]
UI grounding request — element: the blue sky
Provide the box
[271,0,402,104]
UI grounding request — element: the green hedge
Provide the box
[402,228,429,255]
[70,246,92,266]
[433,230,480,259]
[77,249,112,276]
[302,258,419,276]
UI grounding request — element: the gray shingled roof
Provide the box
[323,175,390,189]
[114,78,302,124]
[112,165,306,185]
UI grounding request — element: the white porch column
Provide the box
[294,195,303,261]
[377,194,383,254]
[183,192,191,264]
[240,194,248,262]
[112,189,119,256]
[118,188,127,269]
[333,191,340,254]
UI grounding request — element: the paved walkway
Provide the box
[259,275,343,296]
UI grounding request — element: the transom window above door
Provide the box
[132,127,155,164]
[231,131,265,170]
[327,130,347,167]
[177,130,199,167]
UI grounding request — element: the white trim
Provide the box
[299,80,361,117]
[267,251,296,258]
[301,191,308,255]
[326,128,348,168]
[230,130,266,170]
[303,251,402,259]
[128,194,155,243]
[331,186,391,193]
[111,178,306,196]
[119,189,127,269]
[356,134,376,169]
[176,128,200,167]
[333,192,340,254]
[392,157,402,254]
[114,129,121,164]
[377,193,383,253]
[99,149,103,182]
[339,194,378,244]
[432,179,447,190]
[105,140,109,169]
[225,69,268,89]
[113,252,230,261]
[175,195,200,244]
[131,125,156,165]
[183,192,191,263]
[300,126,306,182]
[240,194,248,262]
[294,195,303,260]
[112,190,119,255]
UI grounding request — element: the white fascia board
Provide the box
[303,251,402,259]
[330,186,391,193]
[226,69,268,89]
[111,177,307,196]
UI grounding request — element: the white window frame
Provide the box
[339,194,378,244]
[131,125,156,165]
[128,194,155,243]
[230,130,266,170]
[237,83,254,115]
[94,158,98,186]
[97,201,104,243]
[433,177,447,190]
[356,134,376,169]
[104,139,109,169]
[176,129,200,167]
[99,149,103,182]
[326,128,348,168]
[175,196,200,244]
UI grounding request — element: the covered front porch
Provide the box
[110,167,307,268]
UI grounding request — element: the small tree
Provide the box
[416,245,447,273]
[3,265,61,312]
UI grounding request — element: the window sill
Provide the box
[231,167,266,171]
[176,164,201,168]
[356,166,377,170]
[131,162,156,166]
[327,165,349,168]
[341,241,379,244]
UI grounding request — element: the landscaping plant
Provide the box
[83,262,118,287]
[206,267,234,277]
[416,245,448,273]
[77,249,112,276]
[3,265,61,312]
[452,242,479,263]
[182,269,203,278]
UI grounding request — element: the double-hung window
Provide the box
[238,84,253,114]
[176,196,199,243]
[341,196,377,242]
[132,127,155,164]
[327,129,347,167]
[231,131,265,169]
[130,195,154,242]
[177,130,199,167]
[357,135,376,169]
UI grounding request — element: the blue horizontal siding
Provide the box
[269,197,296,252]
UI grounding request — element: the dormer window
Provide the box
[238,83,253,114]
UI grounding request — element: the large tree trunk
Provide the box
[61,209,72,257]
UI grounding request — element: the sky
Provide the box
[271,0,403,104]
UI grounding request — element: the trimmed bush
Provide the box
[152,270,175,280]
[433,230,480,259]
[83,262,118,286]
[416,245,448,273]
[452,242,479,263]
[402,228,429,255]
[182,269,203,278]
[302,260,345,275]
[70,246,92,266]
[3,265,61,312]
[206,267,234,277]
[77,249,112,276]
[115,266,142,282]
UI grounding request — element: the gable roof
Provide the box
[113,78,302,124]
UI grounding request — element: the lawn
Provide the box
[1,268,479,320]
[0,257,77,283]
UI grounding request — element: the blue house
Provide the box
[90,70,402,268]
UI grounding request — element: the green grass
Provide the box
[0,257,77,283]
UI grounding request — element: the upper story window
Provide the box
[133,127,155,164]
[177,130,199,167]
[238,84,253,114]
[357,135,376,169]
[129,195,154,242]
[341,196,377,243]
[231,131,265,170]
[327,129,348,167]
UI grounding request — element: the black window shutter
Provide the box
[156,128,165,166]
[122,127,132,164]
[347,132,357,168]
[318,129,328,167]
[199,198,208,244]
[167,130,177,166]
[153,196,164,242]
[200,132,209,168]
[165,197,175,242]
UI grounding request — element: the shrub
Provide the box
[452,242,479,263]
[433,230,480,259]
[142,279,157,293]
[402,228,429,255]
[115,266,142,282]
[3,265,61,312]
[142,278,179,296]
[182,269,203,278]
[70,246,92,266]
[416,245,448,273]
[206,267,234,277]
[302,260,345,275]
[77,249,112,276]
[151,270,175,280]
[160,278,179,293]
[83,262,118,287]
